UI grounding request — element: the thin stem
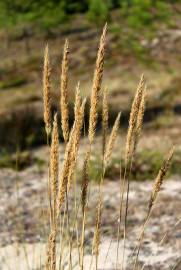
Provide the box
[58,204,66,270]
[120,165,127,270]
[116,163,122,270]
[80,209,87,270]
[133,209,152,270]
[65,189,73,270]
[122,152,135,270]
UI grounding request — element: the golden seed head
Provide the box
[104,112,121,167]
[75,81,81,111]
[81,150,90,213]
[50,113,59,203]
[93,199,102,256]
[67,98,86,190]
[149,146,174,210]
[133,85,147,154]
[46,228,57,270]
[56,126,74,215]
[88,24,107,145]
[136,85,146,135]
[57,99,86,216]
[125,74,145,164]
[43,44,52,136]
[60,39,69,143]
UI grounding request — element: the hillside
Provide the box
[0,4,181,151]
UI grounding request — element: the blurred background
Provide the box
[0,0,180,154]
[0,1,181,268]
[0,0,181,189]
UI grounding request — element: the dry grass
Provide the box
[104,112,121,168]
[43,44,52,137]
[93,198,102,270]
[125,75,145,165]
[60,39,69,143]
[42,26,175,270]
[80,150,89,270]
[149,146,174,211]
[132,146,174,270]
[50,114,59,218]
[88,24,107,146]
[102,86,109,155]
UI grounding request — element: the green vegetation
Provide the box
[0,0,175,30]
[88,0,111,24]
[88,149,181,182]
[120,0,170,28]
[0,76,27,89]
[0,150,45,171]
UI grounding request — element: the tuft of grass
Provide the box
[40,25,176,270]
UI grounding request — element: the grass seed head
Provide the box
[133,85,147,154]
[104,112,121,167]
[93,198,102,257]
[89,24,107,145]
[60,39,69,143]
[125,74,145,165]
[81,150,90,213]
[149,146,174,210]
[67,98,86,190]
[50,113,59,211]
[57,98,86,216]
[56,126,75,216]
[43,44,52,136]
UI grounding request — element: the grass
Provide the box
[0,76,27,89]
[87,149,175,182]
[0,150,45,171]
[40,25,176,270]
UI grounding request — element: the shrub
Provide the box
[120,0,170,28]
[88,0,112,23]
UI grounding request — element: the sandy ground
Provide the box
[0,158,180,270]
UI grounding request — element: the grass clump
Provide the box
[1,22,176,270]
[39,25,176,270]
